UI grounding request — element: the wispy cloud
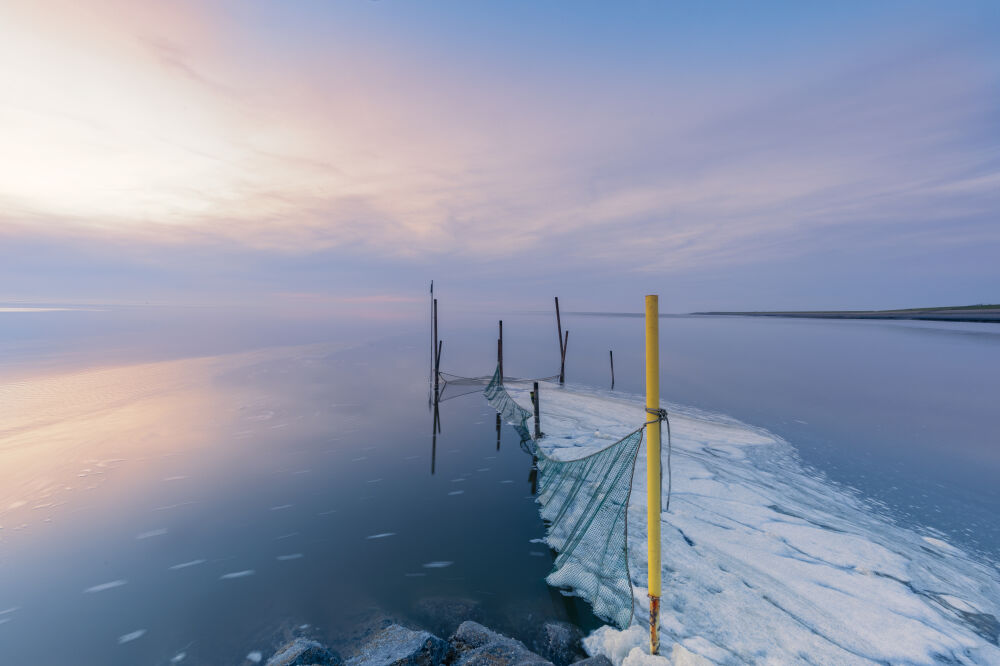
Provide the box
[0,1,997,308]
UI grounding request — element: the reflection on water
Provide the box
[0,339,597,664]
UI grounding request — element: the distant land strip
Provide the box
[690,305,1000,324]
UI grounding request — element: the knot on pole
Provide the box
[644,407,668,425]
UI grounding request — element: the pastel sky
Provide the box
[2,0,998,313]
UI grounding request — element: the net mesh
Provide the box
[484,367,642,629]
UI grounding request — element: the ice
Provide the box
[220,570,255,579]
[270,504,293,511]
[247,651,263,663]
[169,559,206,570]
[85,580,127,593]
[366,532,395,539]
[170,652,186,663]
[0,607,19,615]
[447,490,465,496]
[422,561,454,568]
[135,528,168,539]
[503,381,1000,665]
[117,629,146,644]
[276,553,303,561]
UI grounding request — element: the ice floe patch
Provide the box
[502,380,1000,665]
[170,652,186,663]
[422,561,453,568]
[135,528,167,539]
[448,490,464,496]
[366,532,395,539]
[276,553,303,561]
[85,580,127,593]
[246,650,263,663]
[117,629,146,644]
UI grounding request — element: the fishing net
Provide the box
[484,367,642,629]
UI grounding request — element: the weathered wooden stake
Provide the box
[434,340,442,395]
[533,381,542,439]
[495,412,501,451]
[498,319,503,381]
[555,297,567,383]
[610,350,615,389]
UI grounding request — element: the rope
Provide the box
[645,407,673,513]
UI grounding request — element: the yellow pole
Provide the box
[645,294,662,655]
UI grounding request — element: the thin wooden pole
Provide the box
[434,340,442,395]
[533,381,542,439]
[645,295,662,655]
[610,350,615,389]
[498,319,503,381]
[555,297,565,383]
[495,412,501,451]
[431,389,440,475]
[561,330,569,383]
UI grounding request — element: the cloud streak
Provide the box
[0,1,998,308]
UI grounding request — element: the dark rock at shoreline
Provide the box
[530,621,586,666]
[266,637,343,666]
[345,624,448,666]
[448,620,553,666]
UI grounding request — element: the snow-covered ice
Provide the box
[503,381,1000,665]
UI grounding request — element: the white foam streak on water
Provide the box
[505,381,1000,665]
[219,570,254,580]
[117,629,146,644]
[84,580,127,593]
[168,559,206,570]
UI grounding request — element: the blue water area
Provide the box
[0,305,997,664]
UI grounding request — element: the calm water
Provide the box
[1,306,997,664]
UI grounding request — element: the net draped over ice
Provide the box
[484,367,642,629]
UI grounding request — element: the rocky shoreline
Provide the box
[260,619,608,666]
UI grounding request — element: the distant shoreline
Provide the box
[562,305,1000,323]
[690,305,1000,324]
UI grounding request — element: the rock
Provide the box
[411,597,484,638]
[531,621,586,666]
[266,638,343,666]
[569,657,612,666]
[346,624,448,666]
[449,621,552,666]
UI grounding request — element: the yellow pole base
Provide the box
[649,594,660,655]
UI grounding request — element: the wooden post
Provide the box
[431,389,440,475]
[555,297,565,383]
[610,350,615,389]
[498,319,503,381]
[562,330,569,383]
[645,295,662,655]
[533,381,542,439]
[433,298,439,390]
[496,412,501,451]
[430,281,434,389]
[434,340,442,395]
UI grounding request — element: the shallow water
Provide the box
[0,305,997,663]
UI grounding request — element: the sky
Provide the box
[1,0,998,314]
